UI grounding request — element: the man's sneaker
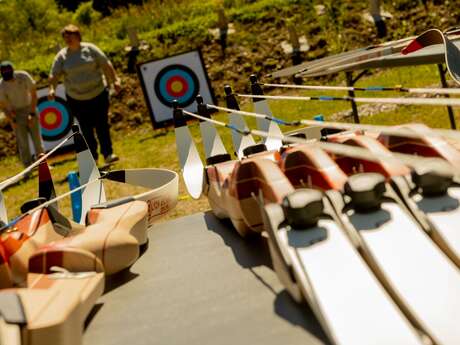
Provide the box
[104,153,119,164]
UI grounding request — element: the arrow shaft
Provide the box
[236,93,460,107]
[0,132,77,191]
[262,83,460,95]
[183,109,248,134]
[207,104,301,126]
[203,103,460,141]
[0,176,101,234]
[183,109,453,173]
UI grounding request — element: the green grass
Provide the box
[1,63,458,222]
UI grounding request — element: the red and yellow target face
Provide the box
[37,97,73,141]
[166,76,189,98]
[154,64,199,107]
[41,108,61,130]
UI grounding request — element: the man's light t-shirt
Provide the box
[50,42,110,101]
[0,71,35,112]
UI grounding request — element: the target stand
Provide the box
[28,85,79,154]
[137,50,216,129]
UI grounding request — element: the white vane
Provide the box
[199,121,228,159]
[0,191,7,224]
[228,111,256,158]
[75,134,106,224]
[253,100,283,151]
[174,125,204,199]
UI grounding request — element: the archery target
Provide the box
[138,50,215,128]
[28,85,78,153]
[37,96,73,141]
[154,65,199,107]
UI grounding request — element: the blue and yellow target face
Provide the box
[154,65,200,107]
[37,96,73,141]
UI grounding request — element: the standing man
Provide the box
[49,24,121,164]
[0,61,44,168]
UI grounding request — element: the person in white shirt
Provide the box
[49,24,121,164]
[0,61,44,167]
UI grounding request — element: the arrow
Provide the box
[250,75,283,150]
[72,125,106,224]
[173,101,204,199]
[196,95,229,163]
[261,82,460,95]
[224,85,257,158]
[0,167,178,233]
[0,131,77,191]
[236,93,460,107]
[206,103,460,142]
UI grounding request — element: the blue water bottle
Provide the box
[68,171,82,222]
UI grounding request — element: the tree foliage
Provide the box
[74,1,100,26]
[0,0,70,60]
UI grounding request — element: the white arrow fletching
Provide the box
[175,126,204,199]
[77,149,106,224]
[0,191,7,224]
[254,100,283,151]
[228,112,256,158]
[199,121,228,159]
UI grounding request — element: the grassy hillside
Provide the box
[1,0,459,158]
[1,0,460,221]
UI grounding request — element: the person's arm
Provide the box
[89,43,121,94]
[48,75,59,100]
[49,53,63,100]
[23,72,37,113]
[102,61,121,94]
